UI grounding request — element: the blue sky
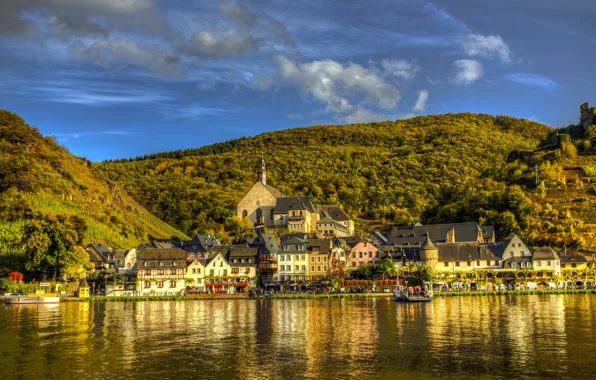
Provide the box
[1,0,595,161]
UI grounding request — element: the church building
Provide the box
[236,157,355,235]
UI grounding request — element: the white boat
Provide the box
[5,294,60,304]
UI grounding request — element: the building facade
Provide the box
[136,248,186,295]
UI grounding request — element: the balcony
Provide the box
[259,261,278,272]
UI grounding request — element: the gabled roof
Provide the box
[559,255,588,264]
[532,247,559,260]
[187,234,220,250]
[89,243,111,256]
[265,184,283,198]
[251,233,280,253]
[387,222,488,245]
[318,205,351,221]
[341,236,362,248]
[437,243,503,262]
[281,233,308,243]
[369,231,388,245]
[228,245,258,257]
[137,248,186,268]
[274,196,316,214]
[308,239,333,254]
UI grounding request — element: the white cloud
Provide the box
[461,34,512,63]
[452,59,483,84]
[335,108,388,124]
[180,30,262,59]
[287,113,303,120]
[381,59,420,81]
[413,90,429,112]
[69,40,184,78]
[277,56,399,123]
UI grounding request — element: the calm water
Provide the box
[1,296,596,379]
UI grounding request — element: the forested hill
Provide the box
[96,112,596,250]
[0,110,188,270]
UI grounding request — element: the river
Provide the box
[1,295,596,379]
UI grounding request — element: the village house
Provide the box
[278,235,309,282]
[203,251,232,293]
[185,259,206,292]
[559,254,589,270]
[227,245,258,291]
[349,240,381,268]
[87,243,116,279]
[307,239,332,280]
[531,247,561,275]
[250,233,280,284]
[136,248,186,295]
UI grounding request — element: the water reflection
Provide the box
[2,295,596,379]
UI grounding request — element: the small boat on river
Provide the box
[393,286,433,303]
[5,293,60,305]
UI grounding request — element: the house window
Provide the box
[173,261,177,266]
[317,266,321,272]
[171,269,176,275]
[572,263,577,268]
[223,269,227,276]
[192,268,196,274]
[242,210,248,218]
[144,281,151,288]
[248,259,252,263]
[311,266,315,272]
[159,261,163,267]
[158,281,164,288]
[455,262,460,267]
[158,269,164,275]
[311,257,315,262]
[196,279,202,284]
[301,255,305,261]
[301,265,306,271]
[324,266,327,272]
[145,270,151,275]
[359,252,363,258]
[376,252,379,257]
[144,262,149,267]
[467,261,471,266]
[197,268,201,274]
[444,262,449,267]
[270,209,274,220]
[547,261,551,266]
[536,261,541,267]
[512,263,516,268]
[210,269,214,276]
[170,280,176,288]
[476,261,480,266]
[295,265,299,271]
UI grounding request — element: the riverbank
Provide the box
[3,289,595,303]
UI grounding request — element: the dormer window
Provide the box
[159,261,164,267]
[173,261,177,266]
[144,261,149,267]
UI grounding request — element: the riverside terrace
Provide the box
[76,222,596,296]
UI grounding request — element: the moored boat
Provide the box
[393,286,433,303]
[5,294,60,305]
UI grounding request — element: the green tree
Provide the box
[23,212,87,279]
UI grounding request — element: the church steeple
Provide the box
[258,153,266,185]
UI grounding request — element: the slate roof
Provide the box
[481,226,495,240]
[89,243,111,257]
[340,236,362,248]
[559,255,588,264]
[369,231,388,245]
[281,233,308,243]
[387,222,489,245]
[532,247,560,261]
[308,239,333,254]
[421,232,437,250]
[228,245,258,258]
[137,248,186,268]
[317,216,336,224]
[318,205,351,221]
[274,196,317,214]
[264,184,284,198]
[186,234,220,251]
[437,243,503,262]
[251,233,280,253]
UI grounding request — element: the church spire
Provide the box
[258,153,266,185]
